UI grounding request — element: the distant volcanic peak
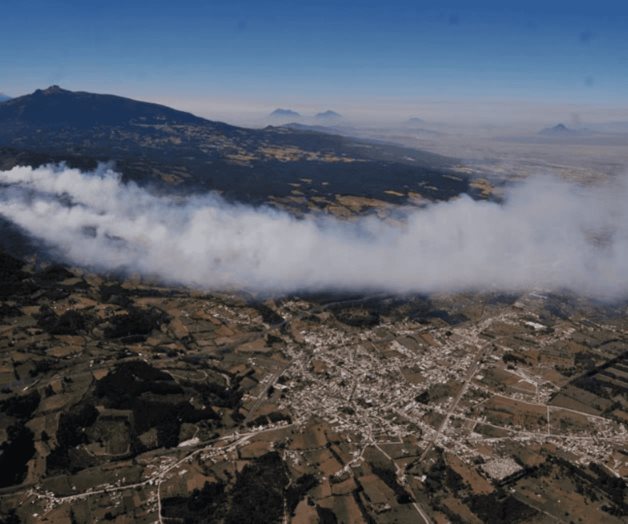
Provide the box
[269,108,301,118]
[35,85,66,95]
[0,92,11,102]
[539,123,572,135]
[406,117,425,125]
[315,110,342,120]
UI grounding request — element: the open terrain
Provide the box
[0,252,625,523]
[0,89,625,523]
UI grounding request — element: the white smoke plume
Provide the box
[0,164,627,298]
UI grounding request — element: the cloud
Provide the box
[0,164,627,298]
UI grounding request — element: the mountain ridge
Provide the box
[0,85,468,205]
[0,85,221,128]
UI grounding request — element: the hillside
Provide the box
[0,86,467,205]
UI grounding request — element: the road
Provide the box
[419,341,491,462]
[32,424,293,522]
[373,443,433,524]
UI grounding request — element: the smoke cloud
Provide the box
[0,164,627,298]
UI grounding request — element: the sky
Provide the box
[1,0,627,123]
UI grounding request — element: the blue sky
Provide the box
[1,0,627,122]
